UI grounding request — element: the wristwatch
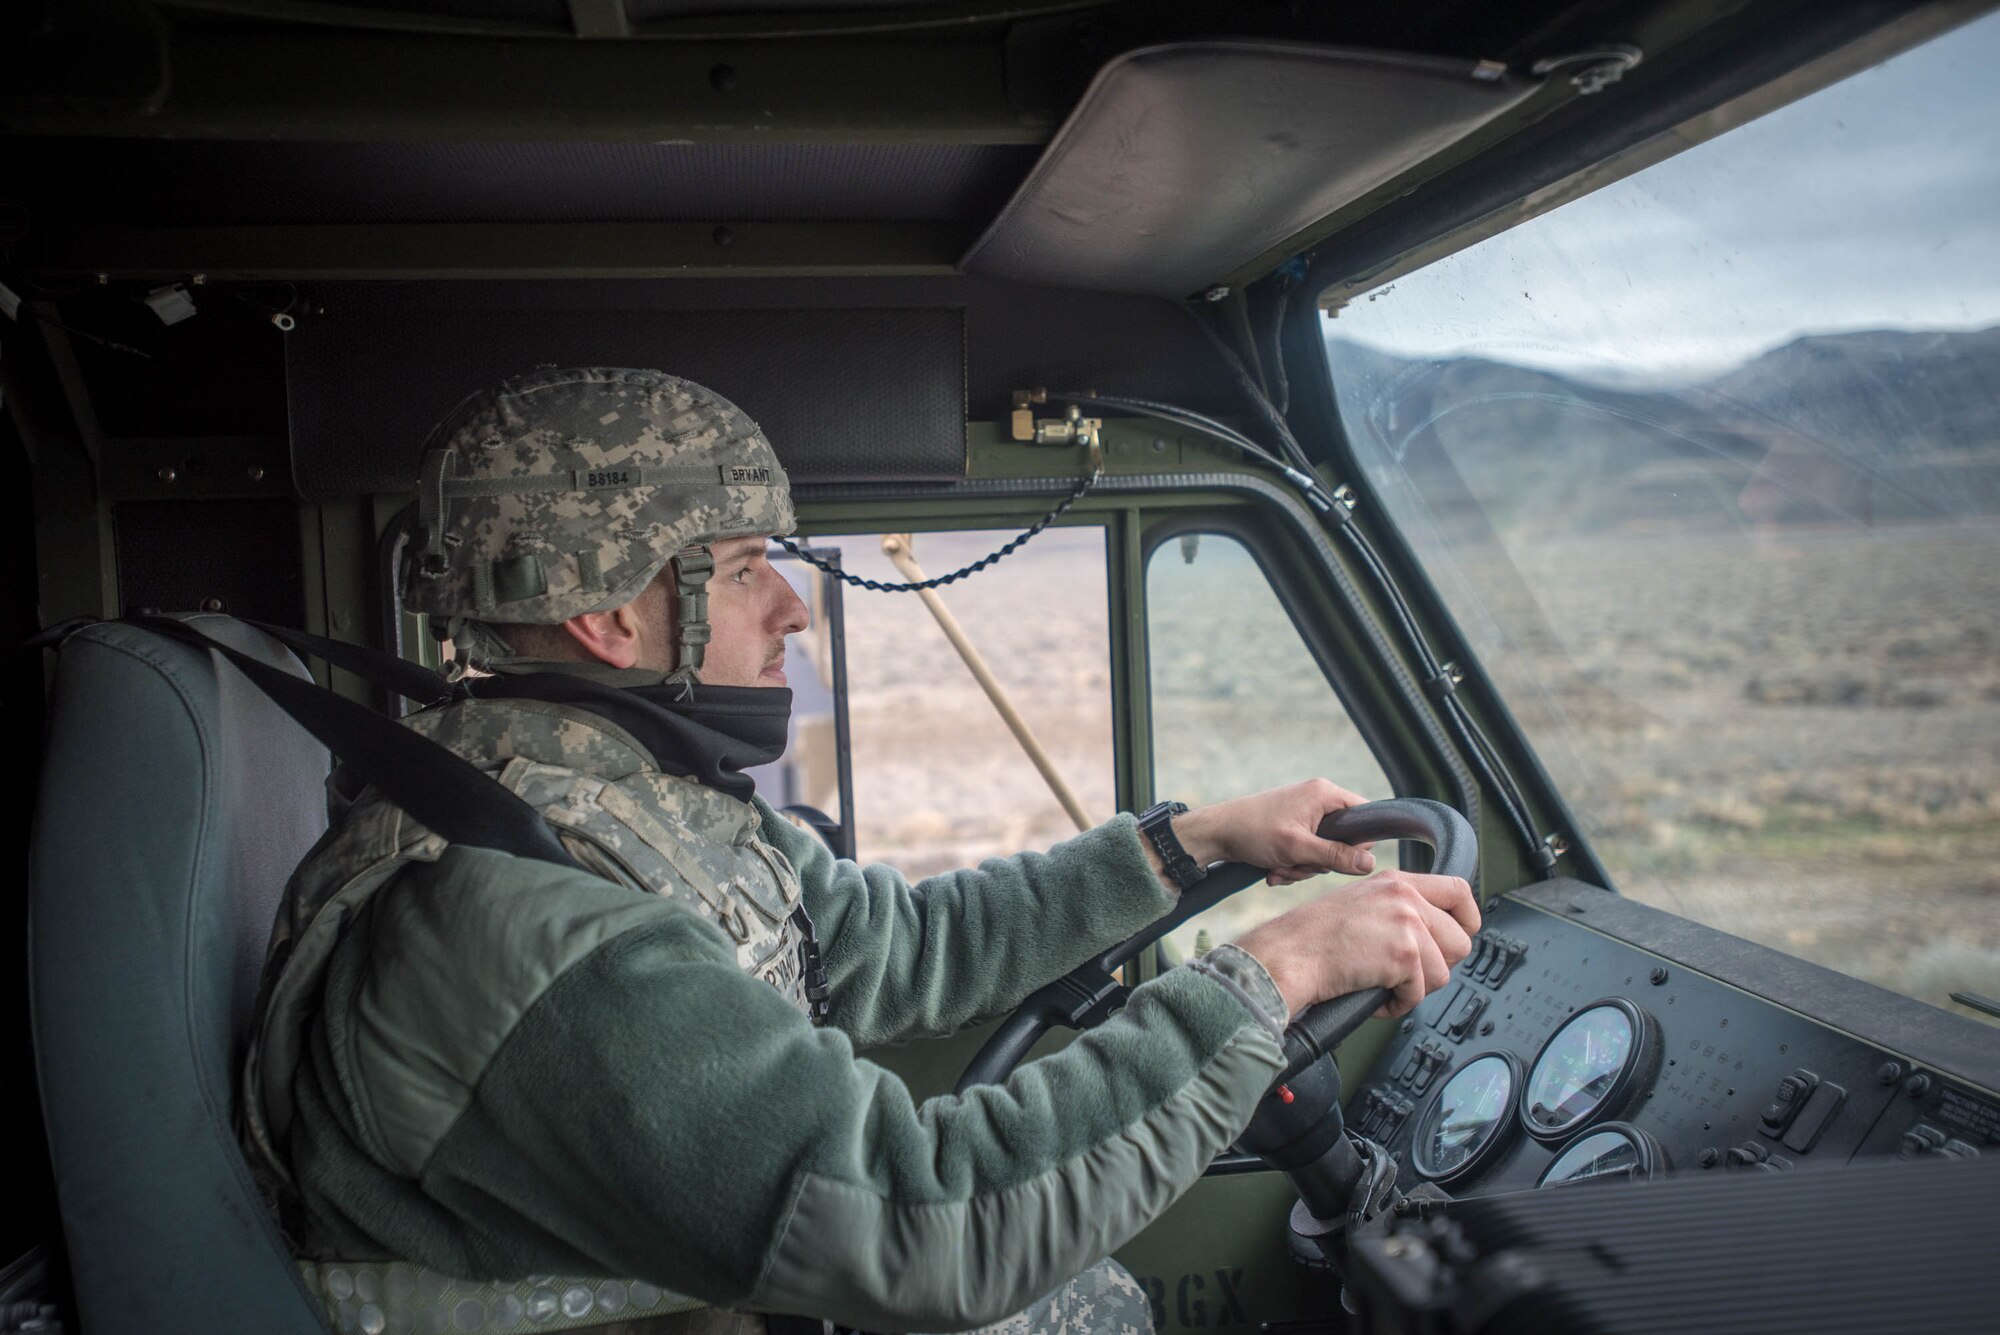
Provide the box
[1137,799,1204,891]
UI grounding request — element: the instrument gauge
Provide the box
[1520,998,1660,1141]
[1412,1052,1522,1184]
[1538,1122,1665,1187]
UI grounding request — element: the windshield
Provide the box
[1322,13,2000,1027]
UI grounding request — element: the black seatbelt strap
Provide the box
[234,617,463,713]
[35,616,582,872]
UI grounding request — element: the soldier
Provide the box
[241,366,1478,1335]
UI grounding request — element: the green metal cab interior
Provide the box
[5,2,2000,1332]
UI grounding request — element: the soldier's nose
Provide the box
[777,580,810,633]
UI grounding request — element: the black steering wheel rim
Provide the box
[954,797,1478,1094]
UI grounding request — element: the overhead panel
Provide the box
[11,139,1037,227]
[285,299,967,498]
[16,137,1031,279]
[960,42,1538,299]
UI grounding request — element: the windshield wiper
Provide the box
[1949,991,2000,1021]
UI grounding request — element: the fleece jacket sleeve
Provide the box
[290,847,1289,1334]
[757,803,1178,1048]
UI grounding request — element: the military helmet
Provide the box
[403,366,794,679]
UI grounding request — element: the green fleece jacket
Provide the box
[276,752,1288,1331]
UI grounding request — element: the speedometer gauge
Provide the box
[1520,998,1659,1140]
[1413,1052,1521,1184]
[1538,1123,1664,1187]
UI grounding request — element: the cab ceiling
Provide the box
[0,0,1898,293]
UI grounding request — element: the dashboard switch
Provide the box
[1780,1079,1847,1154]
[1377,1095,1416,1143]
[1428,983,1465,1031]
[1404,1039,1450,1094]
[1445,991,1489,1043]
[1358,1089,1417,1143]
[1725,1140,1770,1168]
[1355,1088,1390,1140]
[1476,939,1503,983]
[1759,1069,1819,1137]
[1484,937,1525,986]
[1900,1124,1948,1159]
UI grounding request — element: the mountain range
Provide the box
[1325,326,2000,532]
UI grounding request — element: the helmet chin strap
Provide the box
[428,545,719,690]
[665,544,714,696]
[431,615,515,680]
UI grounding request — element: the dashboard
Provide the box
[1346,879,2000,1197]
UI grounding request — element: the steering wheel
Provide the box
[955,798,1478,1094]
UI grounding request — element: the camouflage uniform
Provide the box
[241,369,1279,1335]
[250,687,1154,1335]
[244,690,793,1332]
[963,1262,1151,1335]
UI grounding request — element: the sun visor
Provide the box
[285,298,967,500]
[961,42,1537,298]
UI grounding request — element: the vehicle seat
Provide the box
[28,616,334,1334]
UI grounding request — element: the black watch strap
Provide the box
[1137,800,1203,891]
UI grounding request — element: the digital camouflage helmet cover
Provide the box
[403,366,795,683]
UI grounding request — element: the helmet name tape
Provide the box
[442,463,784,500]
[413,453,787,583]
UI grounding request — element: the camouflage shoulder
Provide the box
[405,697,652,777]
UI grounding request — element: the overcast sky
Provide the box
[1322,10,2000,382]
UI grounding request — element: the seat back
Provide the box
[29,616,334,1334]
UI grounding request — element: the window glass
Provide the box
[1149,532,1395,958]
[1321,16,2000,1025]
[742,547,846,823]
[821,527,1115,877]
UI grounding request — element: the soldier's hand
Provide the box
[1231,870,1480,1019]
[1170,779,1377,886]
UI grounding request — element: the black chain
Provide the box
[777,470,1099,592]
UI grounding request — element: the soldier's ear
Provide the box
[561,604,645,669]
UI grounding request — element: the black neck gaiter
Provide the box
[466,666,791,803]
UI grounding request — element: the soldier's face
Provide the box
[681,535,811,687]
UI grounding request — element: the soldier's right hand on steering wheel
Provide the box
[1232,870,1479,1020]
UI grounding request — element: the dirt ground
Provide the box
[1493,523,2000,1028]
[804,521,2000,1029]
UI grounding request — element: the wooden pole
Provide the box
[880,534,1094,833]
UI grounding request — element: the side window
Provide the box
[742,545,850,843]
[820,526,1115,876]
[1148,532,1394,955]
